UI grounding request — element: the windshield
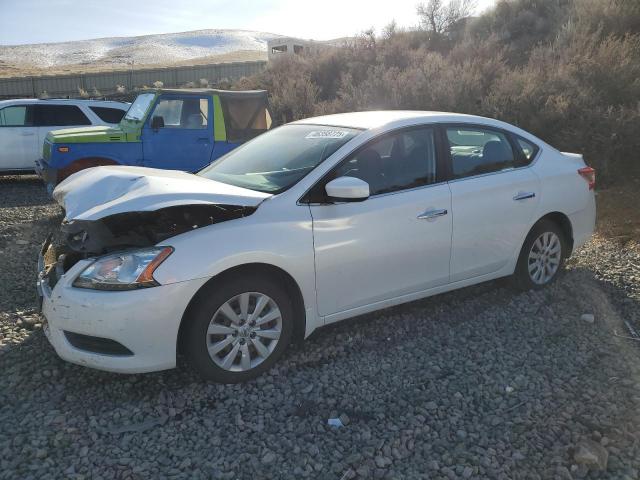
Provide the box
[198,124,360,193]
[124,93,155,121]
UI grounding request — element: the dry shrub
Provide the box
[258,56,319,123]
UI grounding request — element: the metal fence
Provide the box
[0,61,267,99]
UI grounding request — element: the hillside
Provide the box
[0,29,280,77]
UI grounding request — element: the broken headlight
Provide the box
[73,247,173,290]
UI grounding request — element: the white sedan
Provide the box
[37,111,596,383]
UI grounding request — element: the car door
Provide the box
[308,126,452,318]
[141,95,213,171]
[445,125,540,282]
[0,104,38,170]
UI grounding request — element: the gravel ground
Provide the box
[1,175,640,480]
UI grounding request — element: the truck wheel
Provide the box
[183,274,293,383]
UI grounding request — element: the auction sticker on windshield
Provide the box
[305,130,350,139]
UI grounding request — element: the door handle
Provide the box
[20,132,35,136]
[513,192,535,201]
[417,208,448,220]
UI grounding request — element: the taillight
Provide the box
[578,166,596,190]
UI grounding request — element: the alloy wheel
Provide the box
[206,292,282,372]
[527,231,562,285]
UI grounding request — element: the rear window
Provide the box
[90,106,126,124]
[220,94,271,142]
[35,105,91,126]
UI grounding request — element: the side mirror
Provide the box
[151,115,165,131]
[325,176,370,202]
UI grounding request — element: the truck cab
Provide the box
[37,88,271,193]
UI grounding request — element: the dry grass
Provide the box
[0,50,266,79]
[596,181,640,251]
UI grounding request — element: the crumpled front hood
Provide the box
[53,165,271,221]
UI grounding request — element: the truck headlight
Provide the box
[73,247,173,290]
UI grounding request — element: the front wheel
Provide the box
[514,220,566,290]
[183,275,293,383]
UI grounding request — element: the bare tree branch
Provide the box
[417,0,476,34]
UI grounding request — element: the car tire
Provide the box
[183,274,293,383]
[514,219,567,291]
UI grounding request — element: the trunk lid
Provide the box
[53,165,271,221]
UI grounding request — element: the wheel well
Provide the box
[176,263,306,354]
[537,212,574,255]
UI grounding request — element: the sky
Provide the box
[0,0,497,46]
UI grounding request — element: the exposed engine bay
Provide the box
[62,203,256,255]
[40,204,256,284]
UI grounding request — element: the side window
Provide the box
[333,127,437,196]
[0,105,34,127]
[515,137,538,162]
[90,106,126,124]
[221,96,270,141]
[35,105,91,126]
[446,127,516,179]
[151,97,208,129]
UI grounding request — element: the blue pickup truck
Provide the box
[36,88,271,192]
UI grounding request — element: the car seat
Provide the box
[185,114,204,129]
[482,140,512,164]
[357,149,386,194]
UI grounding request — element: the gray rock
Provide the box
[261,451,276,465]
[573,439,608,470]
[374,456,387,469]
[425,401,438,411]
[581,313,595,323]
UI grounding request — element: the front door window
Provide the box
[333,127,437,195]
[152,97,208,129]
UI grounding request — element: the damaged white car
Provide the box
[37,111,596,383]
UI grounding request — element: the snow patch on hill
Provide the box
[0,30,280,68]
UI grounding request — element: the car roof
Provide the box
[291,110,555,152]
[292,110,511,130]
[291,110,551,148]
[0,98,129,108]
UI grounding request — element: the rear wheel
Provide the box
[514,220,566,290]
[183,275,293,383]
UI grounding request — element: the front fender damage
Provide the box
[40,203,256,292]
